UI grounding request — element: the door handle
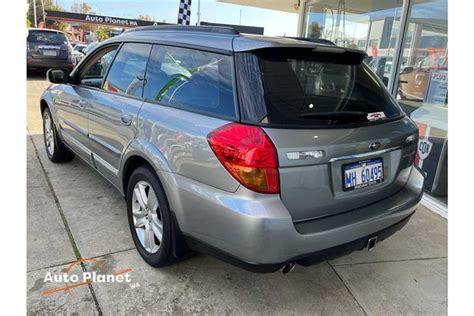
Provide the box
[121,114,132,126]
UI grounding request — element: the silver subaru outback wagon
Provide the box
[40,26,424,273]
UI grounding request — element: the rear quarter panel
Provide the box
[135,101,240,193]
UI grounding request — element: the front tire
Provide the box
[127,165,175,267]
[42,108,74,163]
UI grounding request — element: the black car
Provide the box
[27,28,75,72]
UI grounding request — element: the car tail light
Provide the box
[67,45,73,60]
[207,123,279,194]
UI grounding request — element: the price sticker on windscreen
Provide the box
[367,112,386,121]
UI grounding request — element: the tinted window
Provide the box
[79,46,118,88]
[143,45,236,118]
[236,48,403,127]
[103,43,152,97]
[28,31,67,45]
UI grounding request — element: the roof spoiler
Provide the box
[286,37,336,46]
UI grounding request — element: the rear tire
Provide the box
[126,165,175,267]
[42,108,74,163]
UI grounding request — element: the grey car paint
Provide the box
[41,28,424,267]
[264,117,418,221]
[86,87,144,182]
[53,85,93,164]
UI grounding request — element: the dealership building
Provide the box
[221,0,448,215]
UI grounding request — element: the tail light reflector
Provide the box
[207,123,279,194]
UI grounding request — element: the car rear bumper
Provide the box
[169,165,424,272]
[27,57,74,70]
[184,211,414,273]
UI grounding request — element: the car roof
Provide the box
[101,25,363,54]
[28,28,65,34]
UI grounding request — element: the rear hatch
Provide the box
[235,47,418,222]
[27,29,69,60]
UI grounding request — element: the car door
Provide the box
[87,43,152,185]
[57,45,119,164]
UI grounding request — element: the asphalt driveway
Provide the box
[27,76,448,314]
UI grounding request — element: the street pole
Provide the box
[196,0,201,25]
[40,0,46,26]
[33,0,37,27]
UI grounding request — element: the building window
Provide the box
[395,0,448,203]
[302,0,404,86]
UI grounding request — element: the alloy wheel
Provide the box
[44,112,55,156]
[132,180,163,254]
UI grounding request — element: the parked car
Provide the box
[398,52,448,101]
[71,44,87,65]
[40,26,424,273]
[27,28,75,72]
[366,56,393,86]
[83,42,98,55]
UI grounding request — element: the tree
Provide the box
[71,2,92,14]
[96,29,110,42]
[137,15,155,22]
[70,2,96,32]
[26,0,65,27]
[308,22,324,39]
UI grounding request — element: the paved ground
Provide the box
[27,76,448,315]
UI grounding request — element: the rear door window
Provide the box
[28,31,67,45]
[236,48,403,127]
[103,43,152,97]
[143,45,236,118]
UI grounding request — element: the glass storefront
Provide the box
[303,0,404,84]
[395,0,448,204]
[302,0,448,207]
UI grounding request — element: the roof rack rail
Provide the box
[125,25,240,35]
[286,37,336,46]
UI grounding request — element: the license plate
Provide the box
[343,158,384,191]
[43,50,57,56]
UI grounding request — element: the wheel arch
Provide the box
[121,152,190,259]
[121,154,155,196]
[40,98,49,115]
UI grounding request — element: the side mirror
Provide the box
[400,66,414,75]
[47,69,69,84]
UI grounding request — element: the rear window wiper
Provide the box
[298,111,367,121]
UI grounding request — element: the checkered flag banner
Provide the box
[177,0,192,25]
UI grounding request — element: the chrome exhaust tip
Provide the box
[280,262,296,274]
[367,236,378,251]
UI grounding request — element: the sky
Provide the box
[53,0,299,36]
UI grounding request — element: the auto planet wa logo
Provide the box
[41,258,135,296]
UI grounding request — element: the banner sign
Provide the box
[414,122,448,195]
[177,0,192,25]
[45,10,166,28]
[424,70,448,106]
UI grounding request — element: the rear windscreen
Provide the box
[28,31,67,45]
[236,48,403,127]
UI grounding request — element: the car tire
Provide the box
[127,165,175,267]
[42,108,74,163]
